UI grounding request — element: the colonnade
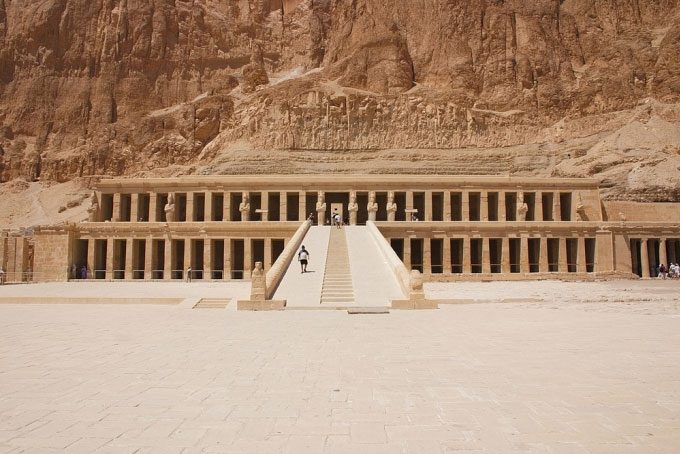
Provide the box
[98,188,583,224]
[634,237,680,278]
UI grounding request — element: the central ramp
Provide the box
[320,228,355,305]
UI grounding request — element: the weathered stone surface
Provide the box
[1,0,679,207]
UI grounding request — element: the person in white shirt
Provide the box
[298,246,310,273]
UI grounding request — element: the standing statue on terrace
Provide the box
[517,194,529,222]
[367,191,378,222]
[386,191,398,222]
[164,193,176,222]
[348,191,359,225]
[315,191,326,225]
[239,192,250,221]
[87,191,100,222]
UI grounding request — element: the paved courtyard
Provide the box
[1,281,680,453]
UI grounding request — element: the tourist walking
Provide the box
[0,268,5,285]
[298,245,310,273]
[658,263,667,279]
[187,266,193,282]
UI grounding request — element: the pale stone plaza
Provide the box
[1,280,679,453]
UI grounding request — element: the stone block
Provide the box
[237,300,286,311]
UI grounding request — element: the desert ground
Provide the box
[0,280,679,453]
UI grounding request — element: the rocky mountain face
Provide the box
[1,0,679,202]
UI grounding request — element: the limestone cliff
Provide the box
[1,0,679,205]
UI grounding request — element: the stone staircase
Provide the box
[320,228,355,305]
[192,298,231,309]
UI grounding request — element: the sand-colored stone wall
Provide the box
[32,231,72,282]
[603,201,680,222]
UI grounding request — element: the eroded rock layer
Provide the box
[1,0,679,202]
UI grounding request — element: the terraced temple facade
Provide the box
[2,175,679,284]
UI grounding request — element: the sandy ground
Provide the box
[0,280,679,453]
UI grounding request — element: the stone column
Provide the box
[224,239,232,280]
[660,238,668,267]
[131,194,139,222]
[536,192,544,221]
[223,192,231,221]
[205,192,213,221]
[424,191,433,222]
[164,237,172,280]
[149,193,158,222]
[87,239,96,279]
[144,238,153,280]
[280,191,287,221]
[595,230,614,273]
[553,192,561,221]
[404,237,412,269]
[244,239,252,279]
[106,239,114,279]
[112,193,121,222]
[559,237,568,273]
[520,236,529,273]
[498,191,506,221]
[184,239,192,280]
[444,191,452,221]
[261,191,269,221]
[124,239,133,280]
[480,191,489,222]
[204,239,212,280]
[299,192,306,221]
[501,237,510,274]
[462,190,469,221]
[406,191,414,221]
[482,237,491,274]
[641,239,650,278]
[264,238,272,270]
[539,237,549,272]
[462,236,471,273]
[577,236,587,273]
[186,192,195,222]
[423,238,431,275]
[443,237,451,274]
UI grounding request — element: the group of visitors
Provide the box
[658,263,680,279]
[70,264,88,279]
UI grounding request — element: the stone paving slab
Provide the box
[1,281,680,452]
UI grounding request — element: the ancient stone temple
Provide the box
[4,175,678,286]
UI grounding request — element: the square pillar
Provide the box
[205,192,213,221]
[244,239,252,279]
[443,237,451,274]
[553,193,561,221]
[204,239,212,280]
[480,191,489,222]
[130,194,139,222]
[536,193,544,221]
[298,192,306,221]
[112,193,121,222]
[462,190,469,221]
[164,237,172,280]
[186,193,195,222]
[501,237,510,274]
[149,193,158,222]
[124,239,133,280]
[423,238,432,274]
[539,237,549,272]
[498,191,506,221]
[660,238,668,267]
[223,239,232,280]
[520,236,529,273]
[482,237,491,273]
[424,191,433,222]
[223,192,231,221]
[106,239,114,279]
[559,237,568,273]
[462,236,471,273]
[261,191,269,221]
[577,236,587,273]
[443,191,452,221]
[595,230,614,273]
[404,237,412,269]
[87,239,96,280]
[184,239,192,280]
[641,239,650,278]
[144,238,153,280]
[406,191,414,220]
[280,191,287,221]
[265,238,273,270]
